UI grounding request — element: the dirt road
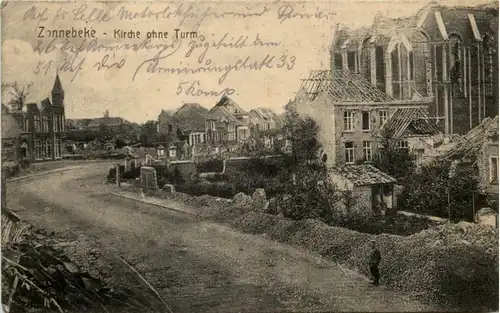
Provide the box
[7,163,433,312]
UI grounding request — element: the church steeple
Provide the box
[51,74,64,106]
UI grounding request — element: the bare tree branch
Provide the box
[3,81,33,112]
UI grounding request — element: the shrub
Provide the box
[400,160,480,222]
[196,158,224,173]
[176,181,238,199]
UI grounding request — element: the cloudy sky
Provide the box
[1,0,492,123]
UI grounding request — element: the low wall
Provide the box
[223,155,284,176]
[169,160,196,180]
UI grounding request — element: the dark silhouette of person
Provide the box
[369,240,381,286]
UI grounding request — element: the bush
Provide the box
[196,158,224,173]
[274,163,347,224]
[400,160,480,222]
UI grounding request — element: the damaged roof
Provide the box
[442,115,499,160]
[381,107,443,138]
[333,2,498,45]
[300,70,395,103]
[172,103,209,132]
[214,95,247,114]
[331,164,397,186]
[207,105,245,126]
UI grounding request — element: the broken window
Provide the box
[435,45,443,82]
[362,111,371,131]
[409,51,414,80]
[483,35,495,97]
[490,156,499,184]
[391,46,401,99]
[450,37,463,93]
[375,46,385,92]
[334,53,343,70]
[347,51,356,72]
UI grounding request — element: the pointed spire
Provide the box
[52,73,64,95]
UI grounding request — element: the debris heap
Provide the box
[1,211,141,313]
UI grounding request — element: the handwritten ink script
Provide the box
[17,2,337,97]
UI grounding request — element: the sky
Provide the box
[1,0,494,123]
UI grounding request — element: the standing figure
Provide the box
[369,240,381,286]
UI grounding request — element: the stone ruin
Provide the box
[137,166,158,190]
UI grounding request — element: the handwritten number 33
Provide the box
[277,55,296,70]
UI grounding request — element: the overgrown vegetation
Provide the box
[400,160,480,222]
[373,132,480,222]
[372,134,416,183]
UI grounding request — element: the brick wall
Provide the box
[294,90,336,167]
[333,106,397,166]
[169,161,197,180]
[351,185,373,218]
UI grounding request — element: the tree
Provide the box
[139,120,160,146]
[372,134,416,183]
[400,159,480,221]
[275,106,351,223]
[282,104,321,168]
[2,82,33,112]
[97,123,114,141]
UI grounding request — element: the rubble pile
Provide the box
[122,187,499,310]
[207,204,498,311]
[233,192,254,210]
[413,221,498,255]
[1,212,145,313]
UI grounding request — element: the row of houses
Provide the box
[66,110,135,132]
[157,97,284,153]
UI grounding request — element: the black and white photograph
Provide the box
[1,0,498,312]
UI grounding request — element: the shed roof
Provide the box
[330,164,397,186]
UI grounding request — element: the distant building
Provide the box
[205,96,251,146]
[66,118,92,131]
[158,103,209,146]
[249,107,280,132]
[12,75,66,162]
[87,116,132,131]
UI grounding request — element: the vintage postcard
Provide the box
[1,0,498,312]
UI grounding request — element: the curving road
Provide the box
[7,162,434,313]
